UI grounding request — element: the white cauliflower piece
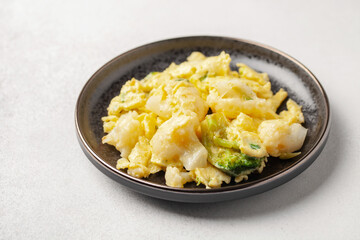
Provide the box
[173,84,208,121]
[102,111,141,158]
[150,113,208,171]
[145,91,172,119]
[165,166,193,188]
[258,119,307,157]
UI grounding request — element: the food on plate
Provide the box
[101,51,307,188]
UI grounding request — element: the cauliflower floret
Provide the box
[172,84,208,121]
[258,119,307,157]
[145,84,172,119]
[102,111,141,158]
[150,113,208,171]
[165,166,193,188]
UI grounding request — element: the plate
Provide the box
[75,36,330,202]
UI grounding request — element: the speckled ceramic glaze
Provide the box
[75,36,330,203]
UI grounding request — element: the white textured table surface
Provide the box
[1,0,360,239]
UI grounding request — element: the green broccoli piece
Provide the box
[201,113,265,177]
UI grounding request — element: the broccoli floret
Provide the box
[201,113,265,177]
[213,148,264,176]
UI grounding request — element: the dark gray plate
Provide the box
[75,36,330,203]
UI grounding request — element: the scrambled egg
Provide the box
[102,52,307,188]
